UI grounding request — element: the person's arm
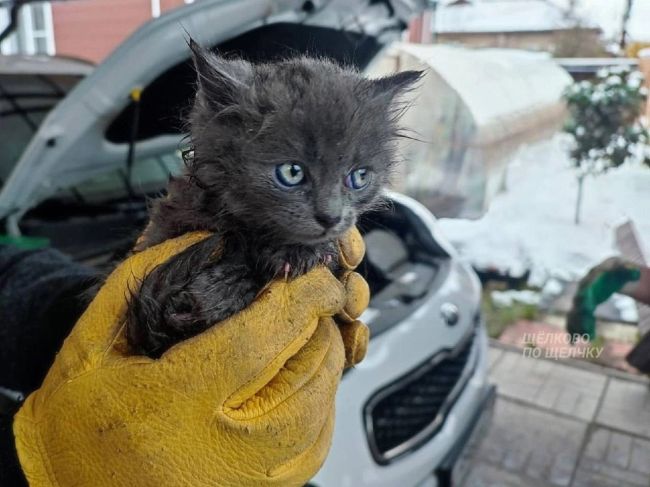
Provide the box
[0,245,98,392]
[0,410,27,486]
[566,257,642,339]
[0,244,98,485]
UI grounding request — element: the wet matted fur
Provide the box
[126,40,421,357]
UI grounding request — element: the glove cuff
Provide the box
[13,396,53,487]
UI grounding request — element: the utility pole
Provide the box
[620,0,634,51]
[429,0,439,44]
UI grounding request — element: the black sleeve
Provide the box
[0,244,99,484]
[0,408,27,487]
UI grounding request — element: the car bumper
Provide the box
[433,383,496,487]
[313,260,493,487]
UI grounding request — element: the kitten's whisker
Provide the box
[129,52,419,357]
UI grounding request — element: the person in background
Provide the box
[567,257,650,373]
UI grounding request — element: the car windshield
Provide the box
[46,150,183,205]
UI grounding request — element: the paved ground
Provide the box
[463,343,650,487]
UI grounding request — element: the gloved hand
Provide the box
[14,229,369,487]
[567,256,641,340]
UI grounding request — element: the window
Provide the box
[21,2,55,55]
[0,2,55,55]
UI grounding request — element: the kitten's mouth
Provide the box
[283,228,346,245]
[271,216,355,245]
[296,233,334,245]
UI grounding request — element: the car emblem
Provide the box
[440,302,460,326]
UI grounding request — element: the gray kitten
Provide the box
[126,41,421,357]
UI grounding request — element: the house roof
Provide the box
[394,42,572,127]
[434,0,596,34]
[548,0,650,42]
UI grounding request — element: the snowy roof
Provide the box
[434,0,650,42]
[434,0,591,34]
[555,57,638,74]
[530,0,650,42]
[397,43,572,126]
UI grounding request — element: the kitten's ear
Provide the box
[368,70,424,102]
[188,38,252,108]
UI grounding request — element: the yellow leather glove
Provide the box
[14,229,370,487]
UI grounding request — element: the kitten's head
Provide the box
[186,40,421,245]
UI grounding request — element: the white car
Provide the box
[0,1,494,486]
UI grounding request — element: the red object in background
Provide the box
[406,11,432,44]
[53,3,435,63]
[51,0,186,63]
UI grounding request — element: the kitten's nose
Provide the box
[315,213,342,229]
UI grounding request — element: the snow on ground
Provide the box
[438,134,650,287]
[491,289,541,307]
[612,294,639,322]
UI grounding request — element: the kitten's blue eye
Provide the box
[275,163,305,187]
[345,167,371,190]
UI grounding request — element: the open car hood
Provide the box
[0,54,92,192]
[0,0,426,226]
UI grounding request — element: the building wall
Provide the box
[51,0,186,63]
[435,29,602,56]
[436,31,555,52]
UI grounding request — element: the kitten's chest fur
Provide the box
[126,181,339,357]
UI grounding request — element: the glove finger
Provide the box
[221,318,344,480]
[339,320,370,368]
[262,322,342,480]
[161,266,346,399]
[222,316,343,417]
[335,271,370,323]
[266,408,335,485]
[578,257,637,291]
[338,227,365,271]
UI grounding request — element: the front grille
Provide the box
[365,332,477,464]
